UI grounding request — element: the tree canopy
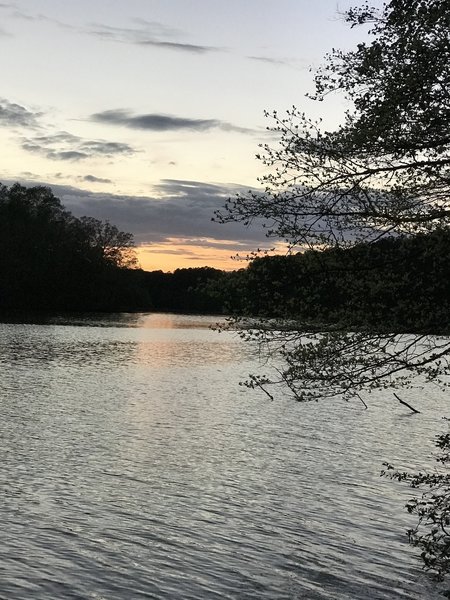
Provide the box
[0,183,147,311]
[216,0,450,403]
[218,0,450,250]
[217,0,450,578]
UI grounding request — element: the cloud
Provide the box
[93,110,218,131]
[247,55,291,66]
[21,131,136,161]
[18,170,41,180]
[247,55,309,70]
[47,150,89,161]
[137,40,216,54]
[0,7,218,54]
[91,109,250,134]
[79,174,112,184]
[7,178,269,250]
[80,140,135,155]
[139,240,249,264]
[0,105,134,163]
[87,21,220,54]
[0,99,42,128]
[159,237,252,251]
[17,171,111,185]
[0,4,44,24]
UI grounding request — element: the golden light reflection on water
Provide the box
[104,312,234,372]
[115,320,248,461]
[135,313,225,330]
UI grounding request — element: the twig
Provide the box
[356,392,368,409]
[254,380,274,401]
[393,392,421,414]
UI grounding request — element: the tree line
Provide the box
[2,180,450,333]
[208,229,450,335]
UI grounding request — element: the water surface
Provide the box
[0,313,447,599]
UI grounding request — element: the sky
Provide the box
[0,0,380,271]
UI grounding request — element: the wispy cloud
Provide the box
[16,171,112,185]
[21,131,136,161]
[17,170,41,180]
[247,55,290,66]
[79,174,112,184]
[0,5,219,54]
[87,21,220,54]
[137,40,216,54]
[0,4,45,22]
[0,99,42,128]
[91,109,250,134]
[247,55,309,70]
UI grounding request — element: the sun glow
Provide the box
[136,238,289,272]
[136,239,248,272]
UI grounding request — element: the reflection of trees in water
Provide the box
[0,312,143,328]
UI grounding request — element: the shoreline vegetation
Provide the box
[2,182,450,333]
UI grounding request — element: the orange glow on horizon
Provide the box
[136,238,289,272]
[136,240,250,272]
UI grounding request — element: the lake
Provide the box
[0,313,447,599]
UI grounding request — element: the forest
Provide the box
[1,181,448,336]
[212,230,450,334]
[0,183,149,312]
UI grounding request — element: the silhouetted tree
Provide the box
[217,0,450,576]
[216,0,450,402]
[78,216,138,269]
[0,183,148,311]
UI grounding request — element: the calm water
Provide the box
[0,313,448,599]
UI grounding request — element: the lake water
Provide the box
[0,313,448,599]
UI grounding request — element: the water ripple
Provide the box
[0,317,447,599]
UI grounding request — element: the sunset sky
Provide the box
[0,0,381,271]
